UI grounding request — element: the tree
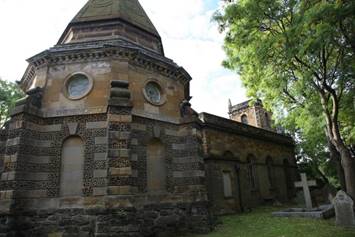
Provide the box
[214,0,355,198]
[0,78,24,127]
[282,96,346,190]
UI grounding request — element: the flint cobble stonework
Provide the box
[0,202,211,237]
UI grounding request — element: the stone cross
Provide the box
[333,190,355,227]
[294,173,316,209]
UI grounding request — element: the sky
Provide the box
[0,0,247,117]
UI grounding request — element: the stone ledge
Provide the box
[173,156,203,164]
[109,131,130,140]
[108,186,138,195]
[131,123,146,131]
[26,122,62,132]
[29,139,52,148]
[94,170,108,178]
[110,167,132,176]
[1,172,16,181]
[109,149,129,158]
[3,154,18,164]
[199,112,294,146]
[86,121,108,129]
[108,114,132,123]
[93,187,107,196]
[17,172,49,181]
[173,171,205,178]
[6,137,20,146]
[16,190,47,198]
[0,190,13,200]
[94,153,107,161]
[95,137,108,145]
[165,128,190,137]
[8,120,23,130]
[172,144,188,150]
[27,155,52,164]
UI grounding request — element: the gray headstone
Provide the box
[333,190,355,227]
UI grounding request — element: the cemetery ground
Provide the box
[186,206,355,237]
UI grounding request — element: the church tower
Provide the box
[0,0,209,236]
[228,99,274,131]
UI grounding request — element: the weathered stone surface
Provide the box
[95,137,107,145]
[94,170,107,178]
[94,153,107,161]
[334,190,355,227]
[272,205,335,219]
[67,123,78,135]
[86,121,108,129]
[26,122,62,132]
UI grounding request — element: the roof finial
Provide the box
[228,99,232,111]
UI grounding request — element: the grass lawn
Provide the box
[186,206,355,237]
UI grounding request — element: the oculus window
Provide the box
[65,73,93,100]
[144,81,162,105]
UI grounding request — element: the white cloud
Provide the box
[0,0,247,117]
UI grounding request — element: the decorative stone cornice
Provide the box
[199,112,294,147]
[20,39,192,88]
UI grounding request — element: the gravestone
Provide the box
[294,173,316,209]
[333,190,355,227]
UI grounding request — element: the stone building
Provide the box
[0,0,298,236]
[228,99,273,131]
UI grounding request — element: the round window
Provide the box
[144,82,161,104]
[65,73,92,100]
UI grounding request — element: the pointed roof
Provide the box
[70,0,159,37]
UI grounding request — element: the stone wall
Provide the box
[0,105,211,236]
[0,112,108,204]
[200,113,297,215]
[130,116,206,195]
[0,128,7,176]
[0,201,211,237]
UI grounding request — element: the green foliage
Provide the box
[186,206,355,237]
[214,0,355,185]
[0,78,24,127]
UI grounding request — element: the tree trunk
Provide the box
[339,146,355,200]
[328,138,346,190]
[319,92,355,200]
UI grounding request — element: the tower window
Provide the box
[241,114,248,124]
[265,112,270,128]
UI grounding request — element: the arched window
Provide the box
[241,114,248,124]
[247,155,257,190]
[266,156,274,188]
[265,112,270,128]
[60,136,85,197]
[147,138,166,192]
[222,171,233,198]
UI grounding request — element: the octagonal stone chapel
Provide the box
[0,0,298,236]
